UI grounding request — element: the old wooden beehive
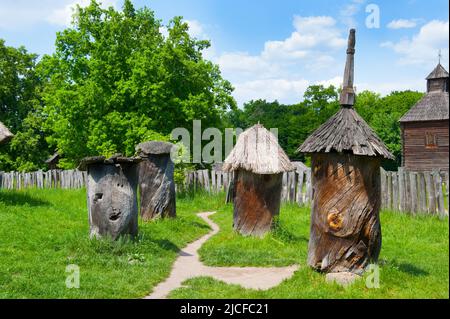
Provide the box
[79,155,140,240]
[223,124,294,237]
[297,29,394,275]
[136,141,176,221]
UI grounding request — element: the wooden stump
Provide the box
[86,160,139,240]
[308,153,382,275]
[138,154,176,220]
[80,156,139,240]
[233,169,282,237]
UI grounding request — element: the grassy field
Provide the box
[0,188,448,299]
[171,203,449,298]
[0,188,222,298]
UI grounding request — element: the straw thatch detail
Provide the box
[0,121,13,144]
[223,124,294,174]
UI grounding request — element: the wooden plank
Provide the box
[386,172,392,211]
[417,172,427,214]
[305,169,312,204]
[288,171,296,203]
[211,170,216,193]
[281,172,288,202]
[424,171,436,215]
[392,172,399,211]
[296,169,305,206]
[404,170,411,213]
[409,172,418,215]
[434,171,445,218]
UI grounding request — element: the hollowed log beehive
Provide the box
[79,156,140,240]
[136,141,176,221]
[223,124,294,237]
[297,29,394,274]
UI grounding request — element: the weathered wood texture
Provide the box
[308,153,382,275]
[86,162,138,240]
[1,166,447,217]
[401,120,449,172]
[232,170,282,237]
[379,168,448,217]
[138,154,176,220]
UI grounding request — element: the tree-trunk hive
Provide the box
[223,124,294,237]
[79,155,140,240]
[136,141,176,221]
[297,29,394,275]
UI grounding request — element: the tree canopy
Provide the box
[39,0,235,168]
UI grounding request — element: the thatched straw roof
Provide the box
[223,124,294,174]
[0,121,13,144]
[297,29,394,160]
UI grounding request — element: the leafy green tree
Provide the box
[39,0,235,168]
[0,39,50,171]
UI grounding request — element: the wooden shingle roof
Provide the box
[399,91,449,122]
[297,29,394,160]
[426,63,449,79]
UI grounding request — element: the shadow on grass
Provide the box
[388,259,430,276]
[0,191,51,207]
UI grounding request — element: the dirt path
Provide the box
[145,212,299,299]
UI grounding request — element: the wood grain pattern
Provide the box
[308,153,382,275]
[139,154,176,221]
[233,170,282,237]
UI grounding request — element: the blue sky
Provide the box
[1,0,448,106]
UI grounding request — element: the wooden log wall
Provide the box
[1,167,448,217]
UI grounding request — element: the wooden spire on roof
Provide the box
[297,29,394,160]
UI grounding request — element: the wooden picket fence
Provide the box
[181,163,313,206]
[1,166,448,217]
[0,169,87,190]
[380,168,448,217]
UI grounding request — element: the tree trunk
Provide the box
[308,153,381,275]
[87,163,138,240]
[139,154,176,221]
[233,170,282,237]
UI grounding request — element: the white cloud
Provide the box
[47,0,118,26]
[185,19,209,39]
[387,19,419,29]
[262,16,346,61]
[0,0,118,29]
[339,0,366,28]
[210,15,347,105]
[316,76,342,88]
[381,20,449,65]
[233,79,310,105]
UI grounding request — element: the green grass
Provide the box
[169,202,449,299]
[0,188,223,298]
[0,189,448,298]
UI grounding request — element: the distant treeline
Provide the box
[0,0,423,172]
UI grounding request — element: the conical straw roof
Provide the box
[223,124,294,174]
